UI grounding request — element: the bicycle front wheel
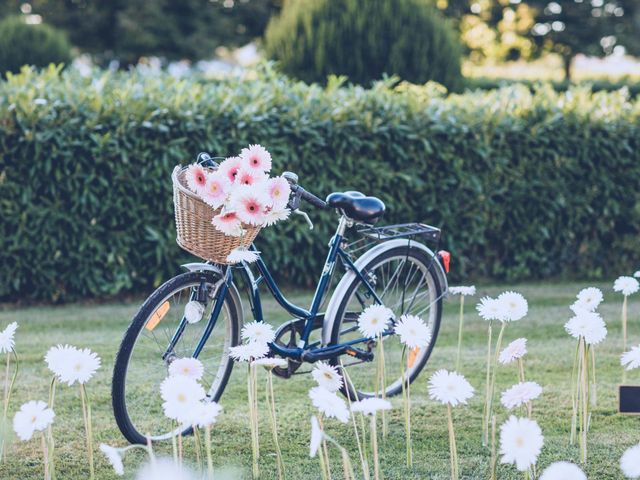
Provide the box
[329,243,443,399]
[112,270,241,444]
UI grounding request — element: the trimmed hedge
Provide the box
[465,77,640,98]
[1,65,639,302]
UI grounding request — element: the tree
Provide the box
[525,0,640,79]
[0,0,281,64]
[264,0,463,90]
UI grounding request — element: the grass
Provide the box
[0,280,639,479]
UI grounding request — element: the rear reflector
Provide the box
[438,250,451,273]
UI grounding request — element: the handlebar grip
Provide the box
[299,188,327,209]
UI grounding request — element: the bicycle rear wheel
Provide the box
[329,243,443,399]
[112,270,241,444]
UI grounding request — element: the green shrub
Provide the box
[0,65,639,302]
[0,16,72,75]
[264,0,463,91]
[465,76,640,97]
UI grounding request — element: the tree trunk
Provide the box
[563,54,573,82]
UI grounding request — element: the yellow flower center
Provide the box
[178,393,186,403]
[323,372,333,380]
[31,416,37,423]
[515,436,524,448]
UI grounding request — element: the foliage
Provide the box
[264,0,463,90]
[0,16,71,75]
[1,65,639,302]
[465,76,640,97]
[0,0,281,65]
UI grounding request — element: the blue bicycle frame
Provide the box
[165,216,389,363]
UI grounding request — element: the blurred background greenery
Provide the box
[0,0,639,302]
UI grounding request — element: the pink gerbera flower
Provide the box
[230,186,268,226]
[217,156,243,184]
[236,168,267,187]
[201,172,230,209]
[211,211,243,237]
[240,144,272,173]
[185,163,207,194]
[266,176,291,210]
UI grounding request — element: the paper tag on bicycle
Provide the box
[407,347,420,368]
[146,301,170,331]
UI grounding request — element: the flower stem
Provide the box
[570,339,580,445]
[483,322,493,446]
[79,384,95,480]
[317,415,332,480]
[193,425,203,473]
[247,363,260,479]
[400,346,412,466]
[1,350,17,463]
[172,424,178,465]
[622,295,628,352]
[205,425,214,479]
[590,346,597,408]
[490,414,496,480]
[266,370,284,480]
[518,358,525,383]
[370,415,380,480]
[581,341,589,463]
[41,431,51,480]
[339,362,369,480]
[376,335,388,439]
[455,296,465,371]
[447,404,458,480]
[487,323,506,445]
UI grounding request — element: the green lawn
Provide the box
[0,281,639,479]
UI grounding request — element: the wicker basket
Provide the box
[172,165,261,264]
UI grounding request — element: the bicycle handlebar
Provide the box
[295,185,327,210]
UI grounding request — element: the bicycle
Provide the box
[112,166,450,444]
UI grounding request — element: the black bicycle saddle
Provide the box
[325,191,385,224]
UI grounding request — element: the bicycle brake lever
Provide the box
[294,209,314,230]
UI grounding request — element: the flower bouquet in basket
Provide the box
[173,145,291,264]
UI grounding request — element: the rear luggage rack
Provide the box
[357,222,441,242]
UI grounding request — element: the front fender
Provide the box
[322,240,448,346]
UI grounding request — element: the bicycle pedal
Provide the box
[344,346,374,362]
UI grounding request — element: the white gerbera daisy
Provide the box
[241,321,276,344]
[499,338,528,365]
[263,208,291,227]
[226,248,260,264]
[575,287,603,312]
[193,401,223,428]
[565,311,608,345]
[185,163,207,194]
[621,444,640,479]
[357,304,394,338]
[621,345,640,371]
[229,342,269,362]
[184,300,205,324]
[635,271,640,278]
[99,443,125,476]
[539,461,586,480]
[217,156,243,184]
[13,400,55,441]
[501,382,543,410]
[46,345,101,385]
[498,291,528,322]
[0,321,18,354]
[476,296,506,321]
[308,386,349,423]
[614,276,640,296]
[135,457,198,480]
[351,398,392,416]
[160,375,206,424]
[229,185,269,226]
[252,357,288,369]
[499,416,544,472]
[428,369,475,407]
[394,314,431,349]
[240,144,272,173]
[168,357,204,381]
[266,177,291,210]
[211,211,244,237]
[448,286,476,296]
[309,416,324,458]
[311,362,343,392]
